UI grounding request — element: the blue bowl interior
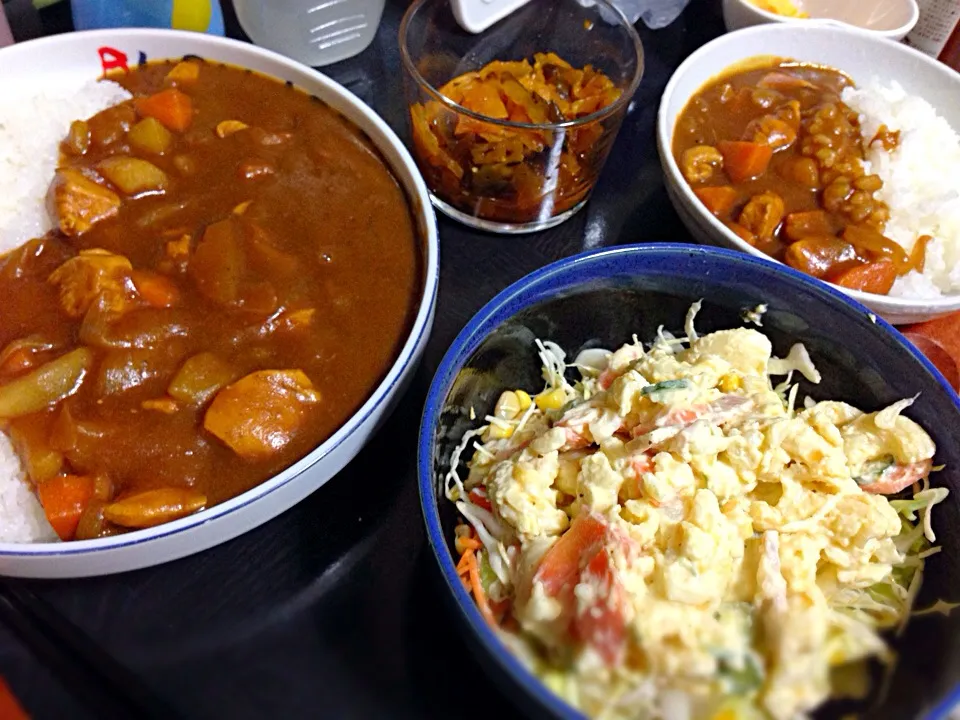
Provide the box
[419,244,960,720]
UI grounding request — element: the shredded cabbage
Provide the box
[684,299,703,344]
[768,343,821,384]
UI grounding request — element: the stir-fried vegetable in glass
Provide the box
[409,52,623,224]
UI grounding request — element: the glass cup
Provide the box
[399,0,644,234]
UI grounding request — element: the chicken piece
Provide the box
[680,145,724,183]
[738,191,785,240]
[745,115,797,151]
[47,248,133,318]
[203,369,320,459]
[48,168,122,236]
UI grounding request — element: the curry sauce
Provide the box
[0,60,422,539]
[672,60,924,295]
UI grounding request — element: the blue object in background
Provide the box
[71,0,225,35]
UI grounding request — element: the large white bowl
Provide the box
[0,29,439,578]
[657,24,960,326]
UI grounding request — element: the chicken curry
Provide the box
[0,60,422,540]
[672,60,922,295]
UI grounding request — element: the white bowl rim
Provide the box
[657,23,960,313]
[723,0,920,39]
[0,28,440,557]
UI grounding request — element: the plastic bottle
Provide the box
[71,0,225,35]
[233,0,386,67]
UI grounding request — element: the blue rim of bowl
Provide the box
[0,28,441,559]
[417,242,960,719]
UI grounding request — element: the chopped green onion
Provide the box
[641,379,690,396]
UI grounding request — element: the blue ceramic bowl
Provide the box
[418,244,960,719]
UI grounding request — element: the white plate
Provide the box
[657,24,960,326]
[0,29,439,578]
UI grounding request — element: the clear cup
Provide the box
[399,0,644,234]
[234,0,385,67]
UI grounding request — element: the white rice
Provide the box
[0,77,130,543]
[0,433,56,543]
[0,78,131,255]
[842,80,960,299]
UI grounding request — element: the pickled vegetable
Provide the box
[409,53,622,224]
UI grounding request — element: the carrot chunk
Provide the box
[131,270,179,308]
[134,89,194,132]
[694,186,738,217]
[37,474,95,541]
[831,260,897,295]
[717,140,773,183]
[534,513,606,596]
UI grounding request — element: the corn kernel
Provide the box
[494,390,521,420]
[515,389,532,410]
[216,120,249,138]
[232,200,252,215]
[486,422,514,440]
[712,711,738,720]
[535,387,567,411]
[718,373,742,393]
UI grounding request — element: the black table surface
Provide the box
[0,1,722,717]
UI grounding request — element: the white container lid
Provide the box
[449,0,533,33]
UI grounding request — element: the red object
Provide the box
[572,548,627,665]
[97,46,129,75]
[133,89,194,132]
[902,312,960,392]
[36,475,95,541]
[533,513,607,596]
[0,678,29,720]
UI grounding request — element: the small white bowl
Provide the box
[657,24,960,326]
[722,0,919,41]
[0,28,440,578]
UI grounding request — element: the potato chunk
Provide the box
[203,370,320,459]
[103,488,206,528]
[48,249,133,318]
[97,156,169,195]
[48,168,121,236]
